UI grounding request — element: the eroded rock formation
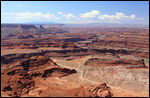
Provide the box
[1,24,37,29]
[84,56,147,68]
[87,83,113,97]
[1,56,77,97]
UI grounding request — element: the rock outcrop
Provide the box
[84,56,147,68]
[87,83,113,97]
[1,24,37,29]
[1,56,77,97]
[18,34,34,39]
[58,41,79,49]
[1,55,113,97]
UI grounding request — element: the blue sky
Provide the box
[1,1,149,24]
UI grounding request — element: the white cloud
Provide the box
[98,12,144,21]
[63,13,76,19]
[57,12,63,15]
[43,13,59,20]
[16,12,43,19]
[130,14,135,19]
[15,12,40,20]
[80,10,100,19]
[2,11,144,23]
[137,18,144,20]
[2,12,60,20]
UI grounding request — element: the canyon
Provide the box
[1,24,149,97]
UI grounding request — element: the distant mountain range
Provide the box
[25,21,59,25]
[1,22,148,27]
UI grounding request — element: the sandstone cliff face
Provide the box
[1,64,35,97]
[87,83,113,97]
[39,25,44,29]
[1,56,76,97]
[1,47,148,66]
[18,34,34,39]
[1,24,19,28]
[1,56,113,97]
[6,34,16,37]
[84,56,147,68]
[82,66,149,95]
[57,41,79,49]
[19,25,37,29]
[1,24,37,29]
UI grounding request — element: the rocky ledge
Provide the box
[1,56,112,97]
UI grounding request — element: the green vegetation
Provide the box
[140,58,149,63]
[144,58,149,63]
[73,42,76,44]
[98,34,104,39]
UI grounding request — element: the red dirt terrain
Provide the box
[1,24,149,97]
[1,56,112,97]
